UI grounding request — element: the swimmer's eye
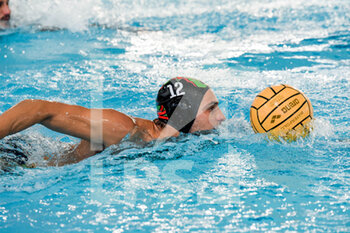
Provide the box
[208,106,215,111]
[207,103,218,112]
[2,0,9,7]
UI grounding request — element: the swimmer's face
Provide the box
[0,0,10,21]
[190,89,226,133]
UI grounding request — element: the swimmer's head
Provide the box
[0,0,10,21]
[156,77,226,133]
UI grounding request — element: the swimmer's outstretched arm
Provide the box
[0,99,135,147]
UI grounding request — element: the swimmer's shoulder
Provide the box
[102,109,159,143]
[103,109,135,128]
[101,109,137,144]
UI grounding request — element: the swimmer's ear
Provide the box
[153,118,166,129]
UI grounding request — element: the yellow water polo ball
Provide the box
[250,84,313,141]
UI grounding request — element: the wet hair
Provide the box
[156,77,209,133]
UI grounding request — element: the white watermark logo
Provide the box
[89,145,241,207]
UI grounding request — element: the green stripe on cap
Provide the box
[187,78,208,88]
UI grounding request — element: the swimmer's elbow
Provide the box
[19,99,52,120]
[29,99,66,119]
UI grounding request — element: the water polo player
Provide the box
[0,77,226,166]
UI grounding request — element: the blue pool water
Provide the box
[0,0,349,232]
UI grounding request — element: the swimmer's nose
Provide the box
[1,5,11,21]
[217,109,226,123]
